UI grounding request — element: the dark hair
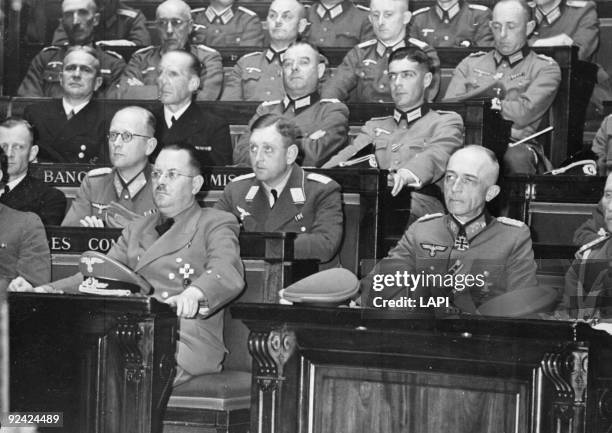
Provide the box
[389,46,434,73]
[64,45,102,76]
[0,116,36,145]
[164,49,202,78]
[158,143,202,175]
[250,113,303,151]
[0,147,7,185]
[494,0,533,21]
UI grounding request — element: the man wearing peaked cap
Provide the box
[116,0,223,100]
[191,0,264,47]
[29,143,245,386]
[17,0,125,98]
[216,114,343,263]
[304,0,374,48]
[61,106,158,228]
[321,0,441,103]
[234,41,349,167]
[222,0,309,101]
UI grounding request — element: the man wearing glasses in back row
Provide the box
[61,106,159,228]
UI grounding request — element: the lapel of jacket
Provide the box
[1,174,29,205]
[134,202,201,271]
[265,165,305,231]
[242,179,270,232]
[58,100,99,141]
[163,103,204,144]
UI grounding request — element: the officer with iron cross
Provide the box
[363,145,539,312]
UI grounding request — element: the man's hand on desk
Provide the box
[8,278,63,293]
[388,168,421,196]
[80,215,105,227]
[165,286,208,318]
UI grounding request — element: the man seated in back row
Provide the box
[191,0,264,47]
[216,114,343,264]
[324,46,464,222]
[234,42,349,167]
[304,0,374,48]
[62,106,158,228]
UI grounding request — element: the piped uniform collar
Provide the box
[393,104,430,125]
[265,47,287,63]
[283,92,319,113]
[204,5,234,24]
[316,1,345,20]
[376,39,406,58]
[493,45,531,67]
[113,165,150,200]
[435,1,461,23]
[535,0,562,25]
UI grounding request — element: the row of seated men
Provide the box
[15,0,595,107]
[2,107,612,387]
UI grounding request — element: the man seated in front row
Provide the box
[234,42,349,167]
[443,0,561,175]
[62,106,158,228]
[0,147,51,292]
[363,145,538,310]
[24,46,109,163]
[216,114,343,264]
[324,46,464,222]
[27,143,245,386]
[0,118,67,225]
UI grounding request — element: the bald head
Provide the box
[156,0,193,51]
[156,0,191,19]
[112,106,156,136]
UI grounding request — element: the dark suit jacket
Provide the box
[1,173,67,225]
[24,99,108,163]
[153,102,233,166]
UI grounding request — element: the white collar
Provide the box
[262,165,294,207]
[6,172,27,191]
[164,102,191,128]
[62,98,91,117]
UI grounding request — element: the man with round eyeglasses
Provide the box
[116,0,223,100]
[61,106,159,228]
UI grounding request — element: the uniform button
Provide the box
[320,38,325,42]
[78,152,85,159]
[378,99,384,103]
[215,29,220,33]
[137,255,140,261]
[176,257,183,263]
[161,291,169,299]
[168,273,175,280]
[323,27,327,31]
[300,227,306,232]
[270,76,275,80]
[266,91,271,95]
[123,194,129,200]
[216,274,221,279]
[206,269,212,274]
[236,37,241,42]
[383,70,388,75]
[379,84,384,89]
[80,145,86,151]
[443,35,449,41]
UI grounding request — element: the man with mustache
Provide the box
[117,0,223,100]
[17,0,125,97]
[61,106,158,228]
[233,41,349,167]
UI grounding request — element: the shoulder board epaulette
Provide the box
[355,4,370,11]
[87,167,112,177]
[231,172,256,182]
[42,45,62,52]
[134,45,155,55]
[191,7,206,13]
[468,4,489,11]
[369,115,392,121]
[261,99,281,106]
[193,44,219,54]
[193,23,207,31]
[307,173,332,184]
[468,50,487,57]
[407,37,428,49]
[536,53,556,64]
[117,8,138,18]
[358,39,377,48]
[321,98,341,103]
[577,233,611,254]
[242,51,262,59]
[566,0,588,7]
[497,216,525,227]
[413,7,431,15]
[238,6,257,16]
[416,212,444,222]
[104,50,123,60]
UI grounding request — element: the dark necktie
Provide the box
[155,218,174,236]
[0,185,8,197]
[271,189,278,207]
[171,116,177,127]
[67,109,75,121]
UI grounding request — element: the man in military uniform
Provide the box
[191,0,264,47]
[17,0,125,97]
[0,147,51,291]
[321,0,440,103]
[154,50,232,166]
[216,114,343,263]
[116,0,222,100]
[529,0,598,62]
[52,0,151,46]
[324,46,464,220]
[35,143,244,386]
[408,0,494,47]
[556,173,612,319]
[363,145,539,312]
[234,42,349,167]
[304,0,374,48]
[221,0,308,101]
[24,46,109,163]
[62,106,158,228]
[0,118,66,225]
[444,0,561,175]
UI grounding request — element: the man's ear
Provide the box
[28,144,39,163]
[145,137,157,156]
[526,19,536,36]
[423,71,433,89]
[93,12,100,27]
[317,62,326,79]
[485,184,501,202]
[191,174,204,194]
[188,75,201,93]
[298,18,309,35]
[286,144,299,164]
[403,10,412,25]
[93,76,103,92]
